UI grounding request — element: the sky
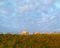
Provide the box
[0,0,60,34]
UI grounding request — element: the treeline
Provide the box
[0,34,60,48]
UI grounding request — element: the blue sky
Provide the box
[0,0,60,33]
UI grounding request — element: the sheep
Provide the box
[33,32,40,35]
[21,31,29,35]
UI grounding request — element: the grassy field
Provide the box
[0,34,60,48]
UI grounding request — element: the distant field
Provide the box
[0,34,60,48]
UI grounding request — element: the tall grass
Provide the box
[0,34,60,48]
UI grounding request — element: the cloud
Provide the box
[19,4,39,12]
[0,2,5,6]
[16,0,40,13]
[0,0,59,33]
[40,17,57,31]
[54,2,60,9]
[12,0,60,32]
[0,10,8,14]
[43,0,54,5]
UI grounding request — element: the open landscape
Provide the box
[0,32,60,48]
[0,0,60,48]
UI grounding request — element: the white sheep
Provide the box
[21,31,29,35]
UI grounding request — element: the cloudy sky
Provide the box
[0,0,60,33]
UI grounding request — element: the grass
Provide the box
[0,34,60,48]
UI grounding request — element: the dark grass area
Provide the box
[0,34,60,48]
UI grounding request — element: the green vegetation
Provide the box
[0,34,60,48]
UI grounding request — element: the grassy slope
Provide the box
[0,34,60,48]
